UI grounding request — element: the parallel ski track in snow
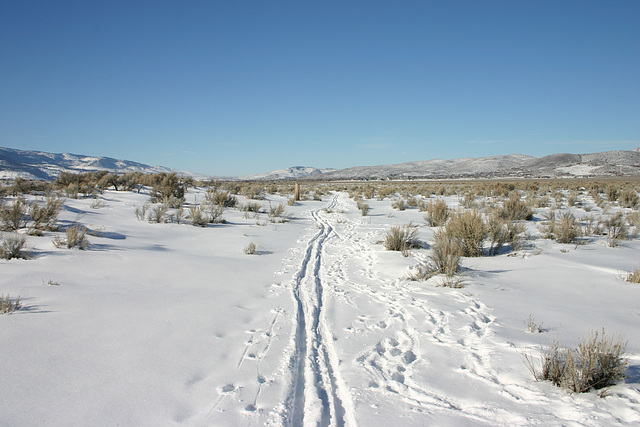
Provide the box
[284,194,356,427]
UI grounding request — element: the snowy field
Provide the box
[1,184,640,426]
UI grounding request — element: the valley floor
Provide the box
[1,189,639,426]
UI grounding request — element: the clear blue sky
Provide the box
[1,1,639,176]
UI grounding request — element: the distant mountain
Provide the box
[301,149,640,181]
[240,166,336,181]
[3,146,639,182]
[0,147,178,180]
[314,154,536,180]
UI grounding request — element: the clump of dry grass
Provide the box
[355,198,370,216]
[29,195,64,231]
[444,210,486,257]
[524,329,627,394]
[619,189,639,208]
[268,203,287,222]
[135,203,150,221]
[0,234,28,259]
[1,294,22,314]
[407,229,463,281]
[429,229,464,276]
[486,216,526,255]
[244,242,257,255]
[626,264,640,283]
[206,190,237,208]
[384,224,421,256]
[542,211,582,244]
[242,201,262,213]
[188,205,209,227]
[525,315,544,334]
[53,224,88,249]
[459,192,478,209]
[422,199,449,227]
[496,192,533,221]
[391,198,407,211]
[0,197,27,231]
[602,212,629,247]
[148,204,169,223]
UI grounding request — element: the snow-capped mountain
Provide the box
[313,154,536,180]
[0,147,177,180]
[2,146,639,182]
[306,149,640,180]
[240,166,336,181]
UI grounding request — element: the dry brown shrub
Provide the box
[524,329,627,393]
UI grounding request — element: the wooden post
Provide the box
[294,182,300,201]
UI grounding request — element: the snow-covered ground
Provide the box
[1,188,639,426]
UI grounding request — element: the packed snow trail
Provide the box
[284,194,356,427]
[285,192,525,425]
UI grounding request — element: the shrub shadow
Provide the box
[89,231,126,240]
[625,364,640,384]
[63,206,90,215]
[13,298,55,314]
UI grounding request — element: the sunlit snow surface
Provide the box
[1,189,639,426]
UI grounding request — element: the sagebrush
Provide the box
[524,329,628,393]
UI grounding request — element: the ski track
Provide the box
[283,194,356,427]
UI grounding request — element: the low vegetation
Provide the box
[524,329,628,394]
[384,224,421,256]
[626,264,640,283]
[422,199,449,227]
[407,229,462,282]
[53,224,88,249]
[1,294,22,314]
[1,234,28,259]
[244,242,257,255]
[444,210,486,257]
